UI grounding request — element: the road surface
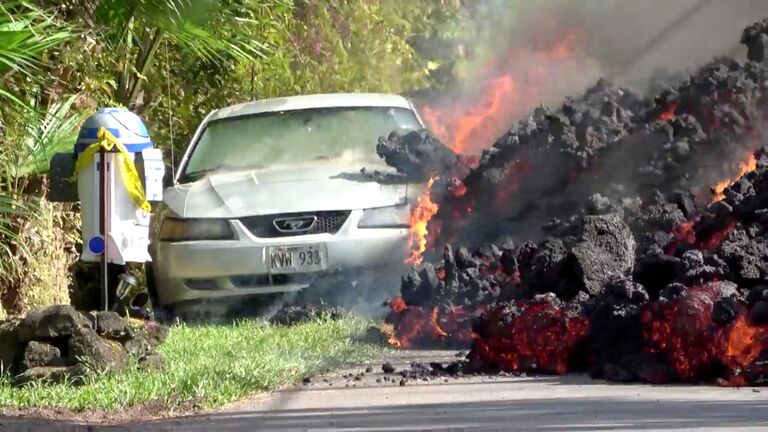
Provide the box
[3,349,768,431]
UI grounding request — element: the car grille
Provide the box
[240,210,351,238]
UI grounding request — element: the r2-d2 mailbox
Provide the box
[75,108,165,264]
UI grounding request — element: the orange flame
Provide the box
[406,177,439,264]
[381,323,402,347]
[390,296,407,313]
[421,30,587,155]
[712,153,757,202]
[658,103,677,122]
[431,307,448,338]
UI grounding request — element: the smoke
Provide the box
[416,0,768,154]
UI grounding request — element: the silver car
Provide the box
[147,93,424,310]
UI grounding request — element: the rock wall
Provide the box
[0,305,168,386]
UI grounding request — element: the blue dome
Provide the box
[75,108,153,153]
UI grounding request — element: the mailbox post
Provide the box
[52,108,165,310]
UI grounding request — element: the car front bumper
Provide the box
[150,209,409,306]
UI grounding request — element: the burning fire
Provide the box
[423,76,516,154]
[712,153,757,202]
[406,177,439,264]
[420,30,590,155]
[386,298,475,348]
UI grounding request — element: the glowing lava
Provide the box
[406,177,439,265]
[469,299,590,375]
[386,300,474,348]
[712,153,757,202]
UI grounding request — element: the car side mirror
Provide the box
[48,152,78,202]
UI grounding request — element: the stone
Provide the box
[750,301,768,325]
[94,311,130,340]
[143,321,170,348]
[13,364,88,386]
[22,341,61,370]
[138,351,166,371]
[17,305,92,343]
[123,332,152,360]
[68,326,129,373]
[569,214,636,296]
[382,362,396,374]
[0,320,19,373]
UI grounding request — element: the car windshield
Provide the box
[180,106,421,181]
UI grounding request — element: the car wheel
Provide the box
[144,262,160,306]
[144,263,176,323]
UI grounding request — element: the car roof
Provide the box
[208,93,415,122]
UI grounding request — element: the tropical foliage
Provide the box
[0,0,464,316]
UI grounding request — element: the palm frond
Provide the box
[16,94,87,176]
[0,1,73,107]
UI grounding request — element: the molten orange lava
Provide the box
[643,283,768,383]
[470,300,590,375]
[698,220,736,252]
[720,313,767,369]
[712,153,757,202]
[642,284,724,381]
[406,177,439,265]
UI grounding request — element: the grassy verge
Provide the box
[0,317,379,412]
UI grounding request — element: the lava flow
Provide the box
[378,18,768,387]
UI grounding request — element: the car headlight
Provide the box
[357,204,410,229]
[159,218,235,242]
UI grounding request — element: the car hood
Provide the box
[163,161,409,218]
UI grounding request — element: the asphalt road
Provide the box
[4,349,768,432]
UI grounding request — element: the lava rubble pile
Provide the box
[382,19,768,386]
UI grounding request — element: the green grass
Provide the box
[0,317,380,411]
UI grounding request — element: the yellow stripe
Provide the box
[73,127,151,213]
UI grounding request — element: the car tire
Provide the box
[144,263,177,323]
[144,262,160,305]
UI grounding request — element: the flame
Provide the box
[387,304,472,348]
[712,153,757,202]
[390,296,407,313]
[658,103,678,122]
[421,30,586,155]
[381,322,402,347]
[451,76,515,154]
[431,307,448,338]
[421,106,449,143]
[384,283,477,348]
[406,177,439,265]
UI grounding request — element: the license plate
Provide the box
[267,244,327,273]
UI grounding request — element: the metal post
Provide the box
[99,148,109,311]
